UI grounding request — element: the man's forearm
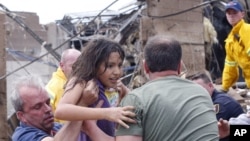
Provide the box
[85,122,114,141]
[54,121,83,141]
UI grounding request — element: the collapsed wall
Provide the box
[140,0,205,76]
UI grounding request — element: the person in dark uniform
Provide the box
[191,71,244,120]
[191,71,244,141]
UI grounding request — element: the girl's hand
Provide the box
[78,79,99,106]
[104,106,136,129]
[116,79,130,102]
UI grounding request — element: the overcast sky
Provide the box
[0,0,135,24]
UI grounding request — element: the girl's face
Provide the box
[97,52,123,88]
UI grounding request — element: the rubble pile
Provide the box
[56,2,146,88]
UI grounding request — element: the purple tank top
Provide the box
[81,80,115,141]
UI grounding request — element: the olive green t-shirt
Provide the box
[116,76,219,141]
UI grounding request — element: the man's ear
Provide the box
[177,61,181,75]
[143,60,150,74]
[241,11,245,18]
[208,82,214,89]
[59,62,63,68]
[16,111,25,122]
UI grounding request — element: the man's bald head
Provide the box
[60,49,81,78]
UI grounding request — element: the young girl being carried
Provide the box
[55,37,134,140]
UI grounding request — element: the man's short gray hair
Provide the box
[10,75,46,112]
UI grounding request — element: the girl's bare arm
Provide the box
[55,78,136,128]
[54,78,98,120]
